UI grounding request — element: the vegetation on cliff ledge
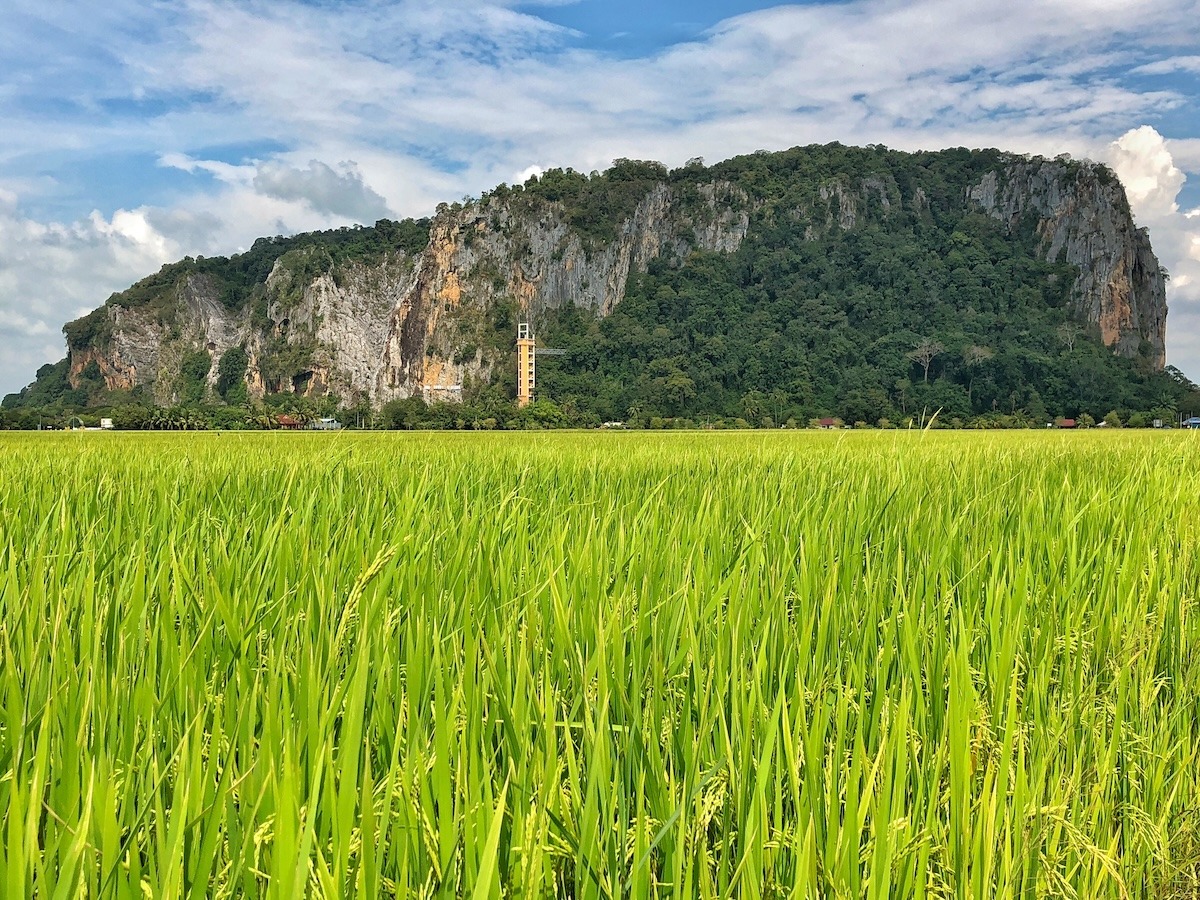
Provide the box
[68,215,431,334]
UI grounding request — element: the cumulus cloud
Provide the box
[0,204,180,396]
[1107,126,1200,375]
[1110,126,1186,216]
[253,160,391,221]
[1164,138,1200,172]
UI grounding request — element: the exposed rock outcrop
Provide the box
[374,181,752,402]
[967,160,1166,367]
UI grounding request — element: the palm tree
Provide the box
[741,390,765,423]
[147,408,172,430]
[768,390,789,425]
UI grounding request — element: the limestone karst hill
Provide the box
[9,143,1180,424]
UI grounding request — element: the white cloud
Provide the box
[1110,126,1186,216]
[159,152,252,185]
[1165,138,1200,172]
[158,0,1190,180]
[253,159,391,221]
[1134,55,1200,75]
[513,165,545,184]
[0,176,403,396]
[1107,126,1200,377]
[0,203,180,396]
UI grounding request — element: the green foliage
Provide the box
[257,338,316,392]
[380,396,427,429]
[111,405,153,430]
[216,346,250,401]
[62,307,113,349]
[526,144,1181,425]
[99,217,432,319]
[14,144,1183,429]
[497,158,670,247]
[380,391,592,431]
[177,348,212,404]
[3,359,82,411]
[102,260,193,321]
[270,247,333,311]
[78,360,103,384]
[180,348,212,382]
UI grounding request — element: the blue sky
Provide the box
[2,0,1199,396]
[536,0,788,55]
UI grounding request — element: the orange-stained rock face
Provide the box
[438,273,461,306]
[1099,257,1134,351]
[510,264,539,313]
[428,227,462,308]
[68,346,136,391]
[373,180,753,403]
[968,161,1167,369]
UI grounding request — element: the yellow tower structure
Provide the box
[517,322,535,407]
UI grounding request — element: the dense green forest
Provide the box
[5,144,1198,429]
[532,215,1181,426]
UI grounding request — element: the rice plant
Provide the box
[0,430,1198,898]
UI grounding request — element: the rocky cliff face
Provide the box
[67,275,233,401]
[57,148,1167,407]
[67,256,415,405]
[375,181,751,403]
[967,159,1166,367]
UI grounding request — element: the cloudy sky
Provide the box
[2,0,1199,396]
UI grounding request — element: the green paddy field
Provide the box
[1,431,1198,898]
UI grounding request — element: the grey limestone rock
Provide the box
[967,159,1166,366]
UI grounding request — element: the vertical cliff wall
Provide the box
[375,181,752,403]
[967,160,1166,367]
